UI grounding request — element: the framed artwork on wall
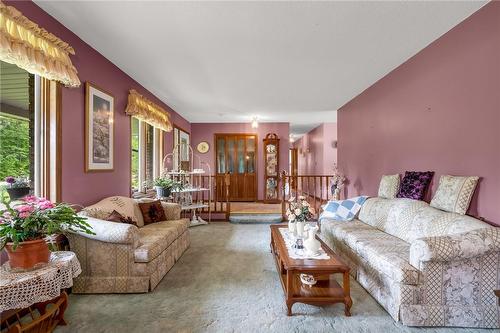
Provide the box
[85,82,114,172]
[173,125,190,170]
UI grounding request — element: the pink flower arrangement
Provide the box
[0,195,94,249]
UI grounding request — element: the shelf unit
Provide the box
[161,144,212,227]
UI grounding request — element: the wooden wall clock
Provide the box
[263,133,280,203]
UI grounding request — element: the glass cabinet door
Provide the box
[217,137,225,173]
[237,137,245,173]
[246,136,255,173]
[226,136,235,173]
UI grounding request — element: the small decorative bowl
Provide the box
[300,273,317,287]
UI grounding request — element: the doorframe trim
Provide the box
[213,133,258,202]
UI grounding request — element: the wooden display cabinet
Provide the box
[263,133,280,203]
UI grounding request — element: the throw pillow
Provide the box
[430,175,479,215]
[377,174,400,199]
[319,196,369,222]
[396,171,434,201]
[106,210,137,226]
[138,200,167,225]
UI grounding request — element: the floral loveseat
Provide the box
[68,196,190,293]
[320,197,500,328]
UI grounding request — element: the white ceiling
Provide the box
[35,1,485,136]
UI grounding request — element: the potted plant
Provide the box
[153,176,183,198]
[4,176,31,201]
[0,195,94,270]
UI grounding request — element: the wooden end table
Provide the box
[270,224,352,316]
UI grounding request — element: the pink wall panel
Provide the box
[294,123,337,175]
[190,123,290,200]
[293,123,337,198]
[7,1,190,206]
[338,3,500,225]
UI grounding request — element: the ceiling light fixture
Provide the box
[251,116,259,129]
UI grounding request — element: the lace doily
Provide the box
[0,251,81,311]
[279,228,330,260]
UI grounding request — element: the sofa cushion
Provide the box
[378,174,400,199]
[397,171,434,200]
[134,218,189,263]
[138,200,167,225]
[322,218,419,284]
[83,196,139,224]
[430,175,479,215]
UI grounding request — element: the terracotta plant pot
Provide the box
[5,239,50,269]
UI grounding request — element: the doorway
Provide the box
[215,133,257,201]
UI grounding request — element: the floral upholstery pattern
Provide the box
[134,219,189,262]
[320,197,500,328]
[430,175,479,215]
[68,197,190,293]
[396,171,434,200]
[82,196,139,223]
[378,174,400,199]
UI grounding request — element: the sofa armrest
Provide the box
[70,216,139,246]
[161,202,181,220]
[410,227,500,269]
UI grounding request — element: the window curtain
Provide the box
[125,89,172,132]
[0,1,80,87]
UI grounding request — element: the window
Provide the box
[0,61,61,202]
[131,117,140,192]
[130,118,163,195]
[0,62,33,185]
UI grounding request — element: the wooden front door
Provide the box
[215,134,257,201]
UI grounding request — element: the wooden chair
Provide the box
[1,292,68,333]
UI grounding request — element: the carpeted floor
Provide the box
[58,224,489,333]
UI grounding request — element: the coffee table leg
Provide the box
[343,271,352,316]
[286,270,294,316]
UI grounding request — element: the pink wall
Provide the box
[338,3,500,225]
[190,123,290,200]
[7,1,190,206]
[293,123,337,198]
[294,123,337,175]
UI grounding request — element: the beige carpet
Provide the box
[57,224,487,333]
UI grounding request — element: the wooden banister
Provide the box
[280,171,335,221]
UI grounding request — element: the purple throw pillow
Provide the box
[396,171,434,200]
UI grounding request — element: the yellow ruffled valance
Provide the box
[125,89,172,132]
[0,1,80,87]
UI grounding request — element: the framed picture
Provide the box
[85,82,114,172]
[173,125,190,171]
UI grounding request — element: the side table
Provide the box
[0,251,81,331]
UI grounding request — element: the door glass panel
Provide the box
[246,137,255,174]
[237,137,245,173]
[217,137,225,173]
[227,137,234,173]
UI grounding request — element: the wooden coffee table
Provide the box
[270,224,352,316]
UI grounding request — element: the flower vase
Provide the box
[288,221,296,234]
[296,221,305,238]
[333,188,340,201]
[304,225,321,254]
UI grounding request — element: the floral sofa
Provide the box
[67,196,190,293]
[320,197,500,328]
